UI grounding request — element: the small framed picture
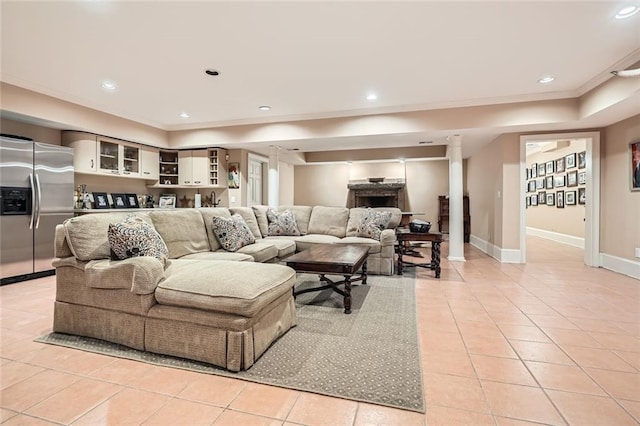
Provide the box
[538,163,546,177]
[566,190,577,205]
[531,194,538,206]
[578,187,586,205]
[567,170,578,187]
[526,196,531,207]
[525,168,530,180]
[578,151,586,169]
[566,153,577,169]
[92,192,109,209]
[545,176,554,189]
[531,163,538,178]
[546,192,555,207]
[578,171,586,185]
[125,193,139,208]
[159,194,176,209]
[631,141,640,191]
[111,193,127,209]
[538,191,546,205]
[555,157,565,173]
[536,178,545,190]
[554,175,566,188]
[528,181,536,193]
[545,160,554,175]
[556,191,564,208]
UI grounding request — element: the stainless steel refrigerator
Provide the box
[1,136,74,284]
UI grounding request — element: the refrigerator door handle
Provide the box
[35,173,42,229]
[28,173,36,229]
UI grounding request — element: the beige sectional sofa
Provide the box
[52,205,400,371]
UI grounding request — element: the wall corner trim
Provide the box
[469,234,523,264]
[526,227,585,249]
[599,254,640,280]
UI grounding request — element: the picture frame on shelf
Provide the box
[556,190,564,208]
[545,176,553,189]
[92,192,109,209]
[566,152,577,169]
[578,151,586,169]
[545,160,554,175]
[538,163,546,177]
[111,193,127,209]
[538,191,546,205]
[566,190,576,205]
[631,141,640,191]
[578,171,586,185]
[159,194,176,209]
[555,157,565,173]
[125,193,139,208]
[567,170,578,187]
[546,192,555,207]
[554,175,566,188]
[578,187,586,205]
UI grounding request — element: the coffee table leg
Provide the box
[433,241,441,278]
[344,275,352,314]
[362,260,368,285]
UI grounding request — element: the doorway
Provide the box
[519,132,600,267]
[247,153,268,206]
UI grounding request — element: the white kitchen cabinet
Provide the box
[61,131,98,173]
[140,146,159,180]
[97,136,140,177]
[178,150,209,185]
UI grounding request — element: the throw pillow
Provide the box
[212,214,256,252]
[356,209,392,240]
[267,208,301,236]
[108,215,169,264]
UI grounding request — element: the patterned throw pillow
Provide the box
[108,215,169,264]
[267,209,301,236]
[212,214,256,252]
[356,209,393,240]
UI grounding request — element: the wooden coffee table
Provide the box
[285,244,369,314]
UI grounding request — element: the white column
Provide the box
[268,145,280,208]
[447,134,466,261]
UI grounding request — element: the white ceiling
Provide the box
[1,1,639,158]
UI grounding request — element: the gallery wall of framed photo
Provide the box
[525,139,587,238]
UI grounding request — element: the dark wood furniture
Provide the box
[286,244,369,314]
[437,195,470,243]
[396,229,443,278]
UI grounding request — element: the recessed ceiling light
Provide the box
[100,81,117,91]
[538,76,555,84]
[179,112,190,118]
[258,105,271,111]
[366,93,378,101]
[205,69,220,76]
[615,5,639,19]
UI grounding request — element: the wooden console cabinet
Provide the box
[438,195,470,243]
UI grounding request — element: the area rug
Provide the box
[36,273,424,412]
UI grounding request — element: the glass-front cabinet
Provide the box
[98,137,140,176]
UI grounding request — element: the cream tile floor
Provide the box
[1,236,638,425]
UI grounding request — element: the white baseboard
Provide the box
[469,234,523,263]
[600,254,640,280]
[526,227,585,249]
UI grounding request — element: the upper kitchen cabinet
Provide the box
[140,145,160,180]
[178,150,209,186]
[97,136,139,176]
[209,148,227,187]
[61,131,98,173]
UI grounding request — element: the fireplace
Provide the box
[347,180,405,211]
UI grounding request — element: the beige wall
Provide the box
[294,163,350,207]
[404,160,449,225]
[526,140,586,238]
[279,161,295,205]
[1,117,62,145]
[600,115,640,261]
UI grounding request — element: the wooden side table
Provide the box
[396,229,443,278]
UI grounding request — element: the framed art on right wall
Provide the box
[631,141,640,191]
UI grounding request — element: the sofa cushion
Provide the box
[307,206,349,238]
[179,251,254,262]
[155,260,296,318]
[335,237,382,254]
[260,237,297,258]
[63,212,152,261]
[212,214,256,252]
[229,207,262,239]
[294,234,341,251]
[149,210,210,259]
[108,215,169,264]
[235,242,278,263]
[267,209,301,236]
[251,205,270,237]
[278,205,313,234]
[356,209,392,240]
[346,207,402,237]
[198,207,232,251]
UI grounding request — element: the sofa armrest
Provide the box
[52,256,88,270]
[380,229,397,245]
[85,257,165,295]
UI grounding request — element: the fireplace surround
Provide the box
[347,180,405,210]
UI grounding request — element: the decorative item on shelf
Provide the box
[125,193,139,208]
[92,192,109,209]
[145,194,155,208]
[202,195,212,207]
[158,194,176,209]
[179,195,191,208]
[368,177,385,183]
[111,193,127,209]
[194,193,202,208]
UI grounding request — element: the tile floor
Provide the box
[1,236,638,425]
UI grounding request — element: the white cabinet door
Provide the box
[140,146,159,180]
[61,131,97,173]
[178,151,194,185]
[191,150,209,185]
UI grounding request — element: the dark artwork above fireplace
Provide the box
[347,181,406,211]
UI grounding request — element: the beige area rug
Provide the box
[36,273,424,412]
